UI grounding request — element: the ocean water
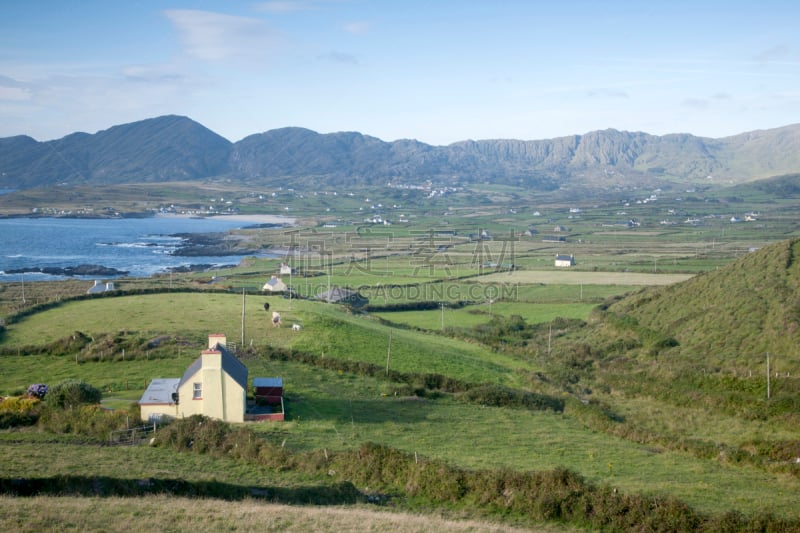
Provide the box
[0,216,286,281]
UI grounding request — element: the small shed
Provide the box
[253,377,283,405]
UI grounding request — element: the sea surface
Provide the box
[0,216,287,281]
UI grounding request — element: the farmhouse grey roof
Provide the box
[178,345,249,392]
[315,287,368,305]
[138,378,179,405]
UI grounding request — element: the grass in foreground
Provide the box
[0,495,564,533]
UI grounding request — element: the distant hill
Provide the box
[0,115,232,189]
[606,238,800,365]
[2,115,800,191]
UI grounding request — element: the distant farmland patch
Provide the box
[478,270,694,285]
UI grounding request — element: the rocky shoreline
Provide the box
[169,229,276,257]
[2,221,284,278]
[4,264,129,277]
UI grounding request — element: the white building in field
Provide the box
[555,254,575,267]
[262,276,288,292]
[87,280,115,294]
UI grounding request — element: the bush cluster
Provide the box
[0,329,189,363]
[37,403,129,440]
[46,380,101,408]
[0,379,130,440]
[458,384,565,412]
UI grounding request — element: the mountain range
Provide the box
[2,115,800,191]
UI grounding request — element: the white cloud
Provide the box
[682,98,709,109]
[318,51,358,65]
[0,76,31,101]
[753,44,790,64]
[343,21,370,35]
[255,1,316,13]
[0,86,30,101]
[164,9,281,63]
[587,88,629,99]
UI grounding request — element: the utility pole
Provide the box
[766,352,771,400]
[386,330,392,376]
[327,254,332,302]
[241,288,246,348]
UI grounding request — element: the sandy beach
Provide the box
[156,213,296,225]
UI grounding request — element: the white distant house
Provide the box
[263,276,288,292]
[555,254,575,267]
[279,262,295,275]
[87,280,115,294]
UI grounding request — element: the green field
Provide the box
[374,302,598,330]
[2,182,800,530]
[2,289,800,522]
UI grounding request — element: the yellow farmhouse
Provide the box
[138,333,248,423]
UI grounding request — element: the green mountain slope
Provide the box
[607,238,800,368]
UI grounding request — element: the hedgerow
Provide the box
[259,344,563,412]
[149,418,799,532]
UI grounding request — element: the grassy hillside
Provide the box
[606,238,800,369]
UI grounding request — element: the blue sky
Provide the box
[1,1,798,145]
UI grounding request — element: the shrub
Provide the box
[0,396,41,413]
[0,396,42,428]
[46,379,102,408]
[459,384,565,412]
[38,403,129,440]
[26,383,48,400]
[152,415,232,454]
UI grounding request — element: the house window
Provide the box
[193,382,202,399]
